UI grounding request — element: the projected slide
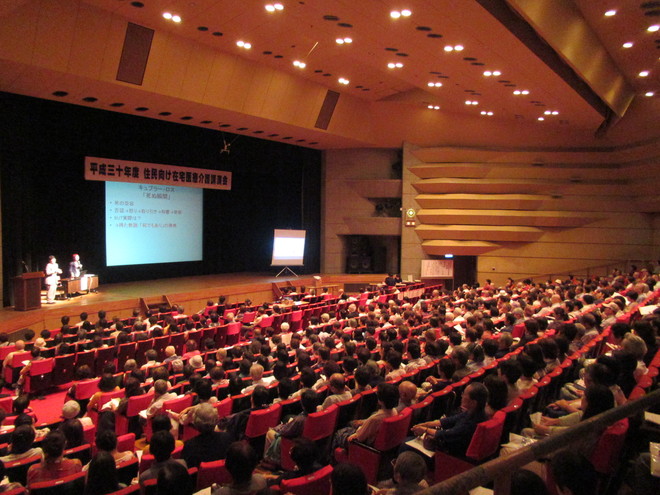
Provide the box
[106,182,203,266]
[271,229,306,266]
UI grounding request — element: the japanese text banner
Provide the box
[84,156,231,190]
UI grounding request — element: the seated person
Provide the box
[333,382,399,451]
[411,383,489,457]
[263,389,317,466]
[0,459,23,492]
[319,373,351,410]
[92,430,135,466]
[139,431,187,486]
[143,415,183,455]
[331,463,370,495]
[27,430,82,485]
[144,380,177,419]
[224,385,270,442]
[241,364,275,394]
[212,441,269,495]
[376,451,428,494]
[0,424,41,463]
[181,403,232,469]
[84,451,124,495]
[277,437,322,482]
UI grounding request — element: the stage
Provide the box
[0,272,386,338]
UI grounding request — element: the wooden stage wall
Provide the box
[0,273,387,339]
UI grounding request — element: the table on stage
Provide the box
[62,275,99,295]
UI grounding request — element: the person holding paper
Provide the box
[411,383,489,457]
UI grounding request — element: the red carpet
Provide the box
[31,388,70,426]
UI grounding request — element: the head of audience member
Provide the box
[157,460,191,495]
[41,430,67,463]
[377,382,400,410]
[461,383,488,416]
[451,347,469,370]
[9,424,35,455]
[581,384,614,420]
[153,379,169,397]
[398,381,417,409]
[192,403,218,435]
[511,469,550,495]
[224,441,259,486]
[95,429,120,455]
[289,437,319,475]
[551,451,598,495]
[329,373,347,395]
[13,395,30,415]
[61,400,81,421]
[251,385,270,409]
[331,463,370,495]
[483,375,509,412]
[150,430,175,463]
[85,451,120,495]
[59,418,84,449]
[392,451,427,490]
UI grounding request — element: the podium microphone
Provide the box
[21,260,29,273]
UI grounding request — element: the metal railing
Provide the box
[419,388,660,495]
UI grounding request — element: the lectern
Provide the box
[13,272,43,311]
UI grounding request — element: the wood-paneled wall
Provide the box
[403,141,659,285]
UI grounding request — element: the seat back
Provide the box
[94,346,116,376]
[244,403,282,439]
[196,460,231,491]
[52,354,76,386]
[225,322,242,346]
[4,454,41,485]
[73,377,101,400]
[117,433,136,453]
[373,408,413,452]
[465,411,506,461]
[335,394,361,429]
[590,418,629,475]
[162,394,193,414]
[280,465,333,495]
[29,358,54,375]
[29,471,86,495]
[126,391,154,416]
[303,404,339,441]
[74,349,96,371]
[64,443,92,465]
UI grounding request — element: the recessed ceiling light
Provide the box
[171,15,181,23]
[639,70,650,77]
[645,91,655,97]
[483,71,492,76]
[492,70,501,76]
[544,110,551,115]
[427,82,442,87]
[551,111,559,115]
[538,117,545,121]
[522,90,529,95]
[265,3,284,12]
[647,25,659,33]
[465,100,478,105]
[336,37,352,44]
[622,41,633,48]
[604,9,616,17]
[444,46,453,52]
[426,105,440,110]
[401,9,412,17]
[390,11,401,19]
[293,60,306,68]
[387,62,403,69]
[237,40,252,49]
[163,12,172,19]
[454,45,464,51]
[338,77,350,85]
[487,111,493,116]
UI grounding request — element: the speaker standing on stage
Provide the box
[69,253,82,278]
[45,256,62,304]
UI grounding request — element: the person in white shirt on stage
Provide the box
[45,256,62,304]
[69,253,82,278]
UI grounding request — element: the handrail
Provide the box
[418,388,660,495]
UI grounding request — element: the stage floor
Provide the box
[0,272,385,337]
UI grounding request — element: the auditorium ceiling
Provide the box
[0,0,658,149]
